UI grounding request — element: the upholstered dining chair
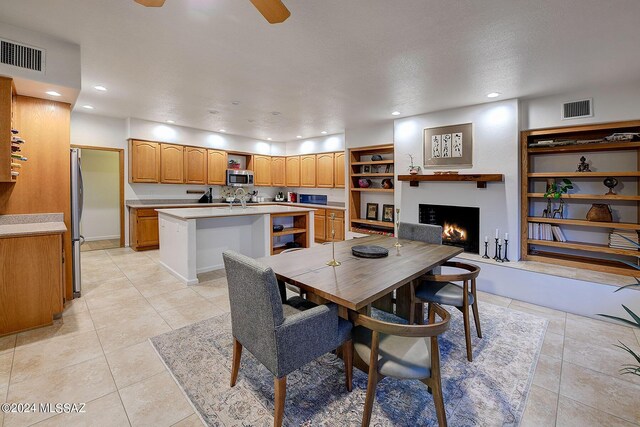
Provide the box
[350,304,451,427]
[222,250,353,427]
[410,261,482,362]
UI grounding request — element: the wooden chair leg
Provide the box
[362,364,378,427]
[274,376,287,427]
[416,303,425,325]
[462,305,472,362]
[472,300,482,338]
[409,299,416,324]
[431,377,448,427]
[428,303,436,324]
[230,338,242,387]
[343,340,353,392]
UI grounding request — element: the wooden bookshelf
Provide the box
[0,77,18,183]
[270,212,309,255]
[349,144,395,235]
[521,119,640,277]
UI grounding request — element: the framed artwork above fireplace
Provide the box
[423,123,473,168]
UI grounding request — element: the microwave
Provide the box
[226,169,254,186]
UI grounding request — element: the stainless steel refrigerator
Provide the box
[70,148,84,297]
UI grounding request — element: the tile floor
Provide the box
[0,247,638,426]
[80,239,121,252]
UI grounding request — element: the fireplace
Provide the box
[419,204,480,254]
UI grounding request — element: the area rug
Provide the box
[150,302,547,426]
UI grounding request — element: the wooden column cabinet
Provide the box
[254,155,272,186]
[271,157,286,186]
[207,149,227,185]
[316,153,335,188]
[160,143,184,183]
[286,156,300,187]
[129,208,159,251]
[325,209,345,241]
[334,152,345,188]
[300,154,317,187]
[184,146,207,184]
[129,139,160,183]
[314,208,326,242]
[0,77,16,183]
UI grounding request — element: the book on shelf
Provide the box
[528,222,566,242]
[609,229,639,250]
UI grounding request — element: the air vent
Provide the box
[0,38,45,73]
[561,99,592,120]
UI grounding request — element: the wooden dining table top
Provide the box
[256,235,463,311]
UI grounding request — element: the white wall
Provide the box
[284,134,345,155]
[345,121,394,149]
[80,149,120,241]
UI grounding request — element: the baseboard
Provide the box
[159,260,199,285]
[196,264,224,274]
[83,234,120,242]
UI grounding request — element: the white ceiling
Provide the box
[1,0,640,141]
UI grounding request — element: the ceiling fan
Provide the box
[134,0,291,24]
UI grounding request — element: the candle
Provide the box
[499,238,503,245]
[505,232,509,241]
[495,229,499,239]
[484,236,488,242]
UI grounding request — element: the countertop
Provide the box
[156,205,317,220]
[127,200,346,211]
[0,213,67,238]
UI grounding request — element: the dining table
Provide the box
[256,235,463,319]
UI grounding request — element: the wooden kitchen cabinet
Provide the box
[160,143,184,183]
[286,156,300,187]
[271,157,286,187]
[129,208,159,250]
[314,208,326,242]
[184,146,207,184]
[334,152,345,188]
[325,209,345,241]
[300,154,316,187]
[129,139,160,183]
[316,153,335,188]
[207,149,227,185]
[253,155,272,186]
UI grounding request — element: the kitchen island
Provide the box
[156,205,315,284]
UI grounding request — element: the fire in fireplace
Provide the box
[419,204,480,254]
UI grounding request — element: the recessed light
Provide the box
[271,112,281,116]
[296,135,302,139]
[487,92,501,98]
[391,111,401,116]
[94,85,107,91]
[267,138,272,141]
[232,101,240,105]
[321,131,327,135]
[219,129,227,133]
[82,105,94,110]
[208,110,219,115]
[166,120,175,124]
[46,91,62,97]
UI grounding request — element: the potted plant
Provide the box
[542,178,573,218]
[408,154,421,175]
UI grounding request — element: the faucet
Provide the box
[235,188,247,209]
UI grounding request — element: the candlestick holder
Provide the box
[394,208,402,249]
[326,213,341,266]
[502,239,510,262]
[496,243,504,262]
[482,241,490,259]
[493,238,499,260]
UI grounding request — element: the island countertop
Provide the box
[155,205,316,220]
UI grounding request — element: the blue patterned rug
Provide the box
[151,302,547,426]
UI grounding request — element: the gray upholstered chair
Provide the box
[222,250,353,427]
[350,304,451,427]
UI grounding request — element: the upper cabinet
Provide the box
[253,155,272,186]
[271,157,286,187]
[184,146,207,184]
[130,139,160,183]
[334,152,345,188]
[300,154,316,187]
[160,143,184,184]
[285,156,300,187]
[207,149,227,185]
[316,153,335,188]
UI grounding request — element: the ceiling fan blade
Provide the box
[250,0,291,24]
[134,0,166,7]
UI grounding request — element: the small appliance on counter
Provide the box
[287,192,297,202]
[299,194,328,205]
[199,187,213,203]
[275,192,285,202]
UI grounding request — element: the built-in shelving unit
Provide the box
[270,212,310,255]
[0,76,20,183]
[521,119,640,277]
[349,144,395,236]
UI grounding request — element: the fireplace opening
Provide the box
[419,204,480,254]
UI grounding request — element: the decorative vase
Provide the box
[358,178,372,188]
[409,167,419,175]
[586,204,612,222]
[381,178,394,189]
[371,154,383,161]
[603,177,618,195]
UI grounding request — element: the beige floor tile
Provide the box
[90,298,158,330]
[96,315,171,353]
[565,314,637,348]
[84,287,145,313]
[563,336,640,386]
[476,290,512,307]
[147,289,209,313]
[197,269,226,282]
[15,310,95,347]
[0,334,16,355]
[541,331,564,359]
[105,341,166,389]
[4,356,116,427]
[1,386,7,426]
[560,361,640,424]
[11,330,104,385]
[191,281,228,301]
[0,352,12,389]
[122,265,171,282]
[82,264,126,285]
[105,247,137,257]
[172,413,205,426]
[132,277,187,298]
[556,395,638,427]
[34,391,131,427]
[532,353,562,393]
[82,276,134,299]
[635,328,640,347]
[520,384,558,427]
[119,372,193,427]
[63,297,89,316]
[510,299,567,317]
[509,304,566,335]
[159,299,224,330]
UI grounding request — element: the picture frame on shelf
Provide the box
[362,165,371,174]
[382,204,394,222]
[424,122,472,168]
[366,203,379,221]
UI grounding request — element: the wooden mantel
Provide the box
[397,173,504,188]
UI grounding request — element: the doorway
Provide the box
[72,146,125,251]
